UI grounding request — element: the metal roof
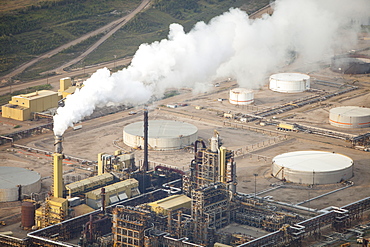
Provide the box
[0,167,41,189]
[87,178,138,197]
[330,106,370,117]
[65,173,114,191]
[230,88,253,94]
[149,194,191,210]
[124,120,197,138]
[273,151,353,172]
[270,73,310,81]
[15,90,58,100]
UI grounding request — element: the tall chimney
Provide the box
[143,109,149,172]
[54,135,63,154]
[53,135,64,198]
[101,187,106,214]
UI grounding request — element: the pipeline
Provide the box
[296,181,354,206]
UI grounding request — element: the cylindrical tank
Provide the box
[271,151,353,184]
[123,120,198,151]
[0,167,41,202]
[229,88,254,105]
[331,54,370,74]
[329,106,370,128]
[269,73,310,93]
[21,201,35,228]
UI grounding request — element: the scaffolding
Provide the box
[112,206,153,247]
[191,183,231,246]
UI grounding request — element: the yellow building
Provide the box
[85,178,140,209]
[2,90,60,121]
[148,194,192,215]
[35,197,68,228]
[1,77,81,121]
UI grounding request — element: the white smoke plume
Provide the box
[53,0,370,136]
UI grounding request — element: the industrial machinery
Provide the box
[183,130,237,197]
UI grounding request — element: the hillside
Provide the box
[0,0,270,80]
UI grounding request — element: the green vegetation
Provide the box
[0,84,52,106]
[84,0,270,66]
[1,0,270,80]
[0,0,141,76]
[163,90,180,99]
[14,33,104,81]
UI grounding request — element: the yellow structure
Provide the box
[59,77,72,92]
[2,90,60,121]
[59,77,82,98]
[85,178,140,209]
[214,243,232,247]
[53,153,64,198]
[65,173,114,197]
[98,153,105,175]
[219,147,227,183]
[35,197,68,228]
[98,151,135,175]
[148,194,191,215]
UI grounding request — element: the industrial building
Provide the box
[123,120,198,150]
[1,77,80,121]
[269,72,310,93]
[329,106,370,128]
[271,151,354,184]
[1,90,60,121]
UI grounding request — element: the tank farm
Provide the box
[1,2,370,247]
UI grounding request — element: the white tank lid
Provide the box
[330,106,370,117]
[270,73,310,81]
[273,151,353,172]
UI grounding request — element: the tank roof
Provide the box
[273,151,353,172]
[330,106,370,117]
[124,120,197,138]
[0,167,41,189]
[230,88,253,93]
[270,73,310,81]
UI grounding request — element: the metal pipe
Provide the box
[101,188,106,214]
[143,109,149,172]
[54,135,63,154]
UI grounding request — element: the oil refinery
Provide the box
[1,2,370,247]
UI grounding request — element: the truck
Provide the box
[277,123,298,132]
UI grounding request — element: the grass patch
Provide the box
[83,0,270,66]
[163,90,180,99]
[1,0,270,77]
[0,0,141,76]
[0,84,52,106]
[15,33,104,81]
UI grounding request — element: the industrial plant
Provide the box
[1,1,370,247]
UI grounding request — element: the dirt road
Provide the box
[0,0,151,82]
[0,57,132,95]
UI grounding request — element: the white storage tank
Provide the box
[269,73,310,93]
[123,120,198,150]
[329,106,370,128]
[229,88,254,105]
[271,151,353,184]
[0,167,41,202]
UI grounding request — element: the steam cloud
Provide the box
[53,0,370,136]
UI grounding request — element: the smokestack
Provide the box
[143,109,149,172]
[53,135,64,198]
[101,187,106,214]
[54,135,63,154]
